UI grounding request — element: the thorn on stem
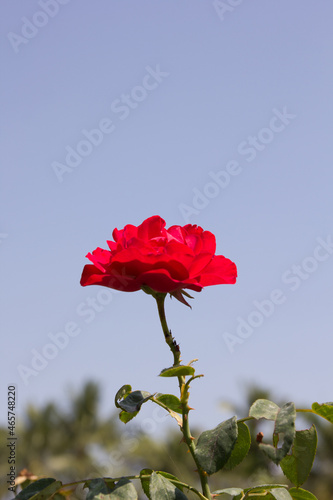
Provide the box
[256,431,264,443]
[172,339,180,351]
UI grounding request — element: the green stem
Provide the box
[155,293,181,366]
[296,408,315,414]
[237,416,254,423]
[155,295,212,500]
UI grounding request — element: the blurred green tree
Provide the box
[1,382,332,499]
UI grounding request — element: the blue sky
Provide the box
[1,1,333,438]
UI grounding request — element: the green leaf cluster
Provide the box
[14,479,63,500]
[115,385,153,423]
[11,383,333,500]
[246,399,328,494]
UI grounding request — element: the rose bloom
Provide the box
[80,216,237,298]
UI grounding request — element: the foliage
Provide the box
[2,381,333,500]
[6,283,332,499]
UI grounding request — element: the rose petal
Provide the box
[80,265,140,292]
[167,225,185,243]
[110,250,190,281]
[189,253,214,276]
[138,268,202,293]
[86,248,111,273]
[137,215,166,240]
[106,240,117,252]
[197,256,237,285]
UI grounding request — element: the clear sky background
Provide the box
[1,1,333,437]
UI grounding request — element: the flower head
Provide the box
[80,216,237,298]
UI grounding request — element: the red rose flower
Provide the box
[80,216,237,297]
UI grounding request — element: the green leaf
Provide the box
[243,497,275,500]
[107,479,138,499]
[242,497,273,500]
[232,485,291,500]
[152,394,183,427]
[289,487,318,500]
[117,391,152,413]
[15,479,61,500]
[114,385,132,408]
[223,422,251,470]
[249,399,280,420]
[270,489,293,500]
[311,402,333,423]
[155,394,183,414]
[157,472,184,491]
[86,479,137,500]
[211,487,243,496]
[195,417,238,475]
[85,479,113,500]
[29,482,62,500]
[239,489,291,500]
[140,470,184,499]
[159,365,195,378]
[280,425,317,487]
[242,484,289,498]
[259,402,296,465]
[119,410,138,423]
[140,469,153,499]
[149,472,187,499]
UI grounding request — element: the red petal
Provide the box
[80,265,140,292]
[110,249,190,281]
[197,256,237,285]
[86,248,111,272]
[137,268,202,293]
[121,224,138,246]
[137,215,166,240]
[167,225,185,243]
[189,253,214,276]
[107,240,117,252]
[184,226,216,256]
